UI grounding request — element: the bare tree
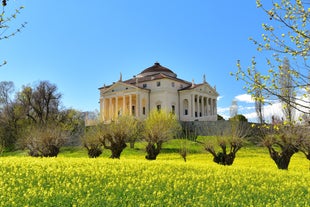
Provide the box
[15,81,83,156]
[205,137,243,166]
[0,81,20,151]
[233,0,310,115]
[297,126,310,161]
[24,124,68,157]
[1,0,27,66]
[254,69,265,124]
[143,109,181,160]
[204,119,250,166]
[82,125,103,158]
[279,58,296,122]
[262,125,300,170]
[17,81,62,124]
[100,115,139,159]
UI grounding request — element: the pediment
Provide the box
[100,82,138,95]
[196,84,219,96]
[182,83,218,97]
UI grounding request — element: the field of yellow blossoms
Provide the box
[0,147,309,206]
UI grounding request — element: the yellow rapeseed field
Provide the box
[0,149,309,206]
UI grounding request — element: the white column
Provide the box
[109,98,112,121]
[214,99,217,116]
[136,93,140,117]
[213,99,216,116]
[211,98,214,115]
[197,95,200,117]
[123,95,126,116]
[205,97,208,116]
[101,98,105,121]
[115,96,118,117]
[188,94,194,117]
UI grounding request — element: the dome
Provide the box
[137,62,177,78]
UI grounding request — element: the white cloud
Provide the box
[217,106,230,120]
[243,112,258,120]
[235,94,255,103]
[217,96,224,101]
[263,102,283,119]
[220,92,309,123]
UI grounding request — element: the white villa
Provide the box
[99,62,219,122]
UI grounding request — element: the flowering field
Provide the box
[0,149,309,206]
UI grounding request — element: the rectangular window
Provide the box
[143,107,146,115]
[143,84,147,88]
[171,105,175,114]
[132,105,135,116]
[157,105,161,111]
[171,82,175,87]
[184,109,188,115]
[157,81,161,87]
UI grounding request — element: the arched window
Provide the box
[183,99,189,115]
[156,101,162,111]
[142,98,147,115]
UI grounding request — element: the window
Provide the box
[143,84,147,88]
[143,107,146,115]
[157,105,161,111]
[132,106,135,115]
[157,81,161,87]
[184,109,188,115]
[171,82,175,87]
[171,105,175,114]
[183,99,189,116]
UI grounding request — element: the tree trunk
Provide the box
[145,141,162,160]
[87,148,102,158]
[42,145,60,157]
[109,140,127,159]
[130,141,135,149]
[213,152,236,166]
[268,146,298,170]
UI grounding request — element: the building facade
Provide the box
[99,62,219,122]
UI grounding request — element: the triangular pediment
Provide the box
[195,83,219,96]
[181,83,219,97]
[100,82,139,95]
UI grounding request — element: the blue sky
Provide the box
[1,0,278,121]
